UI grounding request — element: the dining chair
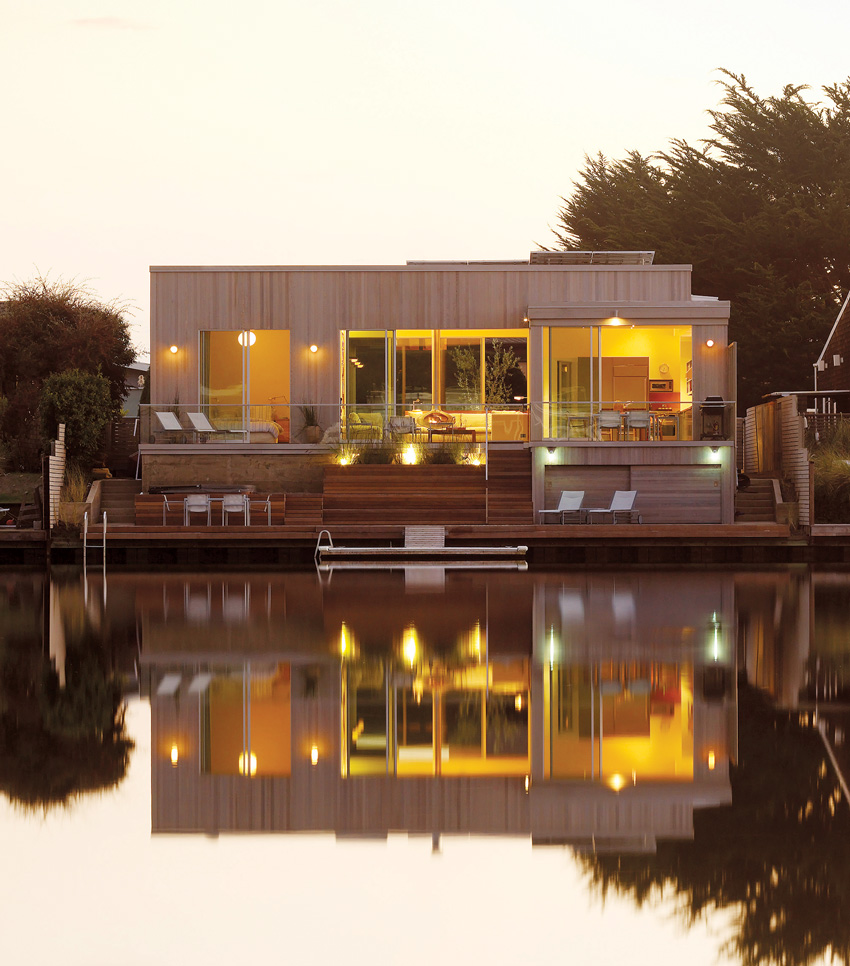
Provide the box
[162,494,182,525]
[246,493,272,526]
[594,411,622,441]
[221,492,247,525]
[625,410,652,441]
[184,493,211,526]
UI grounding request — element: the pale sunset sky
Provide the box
[2,0,847,357]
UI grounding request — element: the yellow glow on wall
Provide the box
[311,745,319,765]
[608,773,626,791]
[169,345,178,354]
[708,750,716,770]
[170,743,179,766]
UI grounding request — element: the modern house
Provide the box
[143,253,736,524]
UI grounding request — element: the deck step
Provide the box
[404,526,445,548]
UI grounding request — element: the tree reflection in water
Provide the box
[578,681,850,966]
[0,582,133,808]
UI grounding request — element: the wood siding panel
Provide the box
[632,465,722,523]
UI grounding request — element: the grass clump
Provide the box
[808,419,850,522]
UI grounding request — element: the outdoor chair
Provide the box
[538,490,585,524]
[221,492,247,525]
[246,493,272,526]
[187,411,229,442]
[154,411,184,442]
[585,490,640,524]
[161,493,184,525]
[184,493,211,526]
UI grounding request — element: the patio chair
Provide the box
[221,492,247,525]
[246,493,272,525]
[538,490,585,524]
[594,411,623,441]
[154,411,183,442]
[585,489,640,524]
[184,493,211,526]
[187,411,229,442]
[161,493,183,525]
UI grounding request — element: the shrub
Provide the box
[40,369,112,470]
[808,419,850,523]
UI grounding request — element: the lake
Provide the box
[1,565,847,966]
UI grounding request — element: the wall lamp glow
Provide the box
[169,345,179,355]
[311,745,319,766]
[237,330,257,347]
[309,344,318,353]
[711,445,720,454]
[170,743,179,766]
[705,339,715,348]
[707,750,716,770]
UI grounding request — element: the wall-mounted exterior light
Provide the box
[169,345,179,354]
[170,743,179,766]
[237,330,257,347]
[706,339,715,348]
[309,344,318,354]
[311,745,319,766]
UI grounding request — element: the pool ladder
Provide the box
[82,509,107,570]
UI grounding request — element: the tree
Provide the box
[0,276,135,469]
[551,72,850,410]
[40,369,113,469]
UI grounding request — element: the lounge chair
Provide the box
[187,411,230,442]
[585,489,640,524]
[538,490,585,524]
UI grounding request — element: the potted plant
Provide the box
[300,405,322,444]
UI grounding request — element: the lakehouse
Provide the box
[142,253,736,524]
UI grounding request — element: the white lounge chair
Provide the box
[187,411,230,442]
[539,490,585,524]
[585,490,640,524]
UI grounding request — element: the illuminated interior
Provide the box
[542,661,694,782]
[343,654,530,778]
[342,329,528,440]
[200,330,291,436]
[544,324,693,438]
[204,663,291,777]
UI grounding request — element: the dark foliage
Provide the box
[552,72,850,411]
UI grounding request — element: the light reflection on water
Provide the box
[1,566,848,966]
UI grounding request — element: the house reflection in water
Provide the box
[142,569,736,849]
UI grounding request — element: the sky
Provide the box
[2,0,849,358]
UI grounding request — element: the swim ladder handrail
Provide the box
[314,529,334,559]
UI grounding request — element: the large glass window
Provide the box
[546,324,693,439]
[200,329,291,437]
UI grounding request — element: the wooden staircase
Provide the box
[735,477,776,523]
[486,449,533,525]
[98,478,142,525]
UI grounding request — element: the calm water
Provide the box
[1,565,848,966]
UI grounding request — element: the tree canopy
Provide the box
[552,71,850,410]
[0,277,135,470]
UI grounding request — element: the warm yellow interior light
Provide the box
[237,330,257,347]
[515,694,523,712]
[707,750,716,770]
[340,622,348,655]
[169,345,178,354]
[608,773,626,791]
[403,626,418,665]
[238,751,258,776]
[311,745,319,766]
[170,743,179,766]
